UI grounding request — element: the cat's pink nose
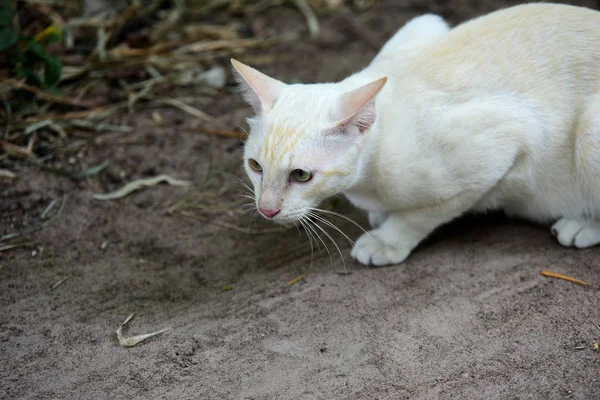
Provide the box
[259,208,280,218]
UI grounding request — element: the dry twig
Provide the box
[286,274,307,285]
[51,276,70,290]
[540,270,589,286]
[183,127,247,139]
[3,79,96,108]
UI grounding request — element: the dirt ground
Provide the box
[2,1,600,399]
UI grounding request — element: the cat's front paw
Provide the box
[351,230,411,266]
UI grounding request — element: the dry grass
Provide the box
[1,0,377,247]
[2,0,376,167]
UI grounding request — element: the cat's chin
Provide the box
[266,211,308,227]
[269,217,300,227]
[272,219,296,227]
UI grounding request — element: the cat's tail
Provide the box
[371,14,450,65]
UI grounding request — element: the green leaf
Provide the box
[47,32,61,45]
[7,46,25,64]
[0,26,17,51]
[26,40,52,61]
[14,64,34,79]
[0,2,15,27]
[43,84,60,95]
[13,88,35,102]
[24,39,63,87]
[43,55,61,87]
[25,74,42,88]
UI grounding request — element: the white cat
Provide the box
[232,3,600,266]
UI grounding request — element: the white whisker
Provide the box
[233,188,256,196]
[237,201,257,214]
[302,215,333,267]
[246,210,259,232]
[236,194,256,201]
[310,217,346,272]
[217,171,255,194]
[239,207,257,216]
[293,221,302,238]
[298,219,315,264]
[308,207,372,239]
[237,125,249,139]
[307,211,358,249]
[300,216,321,254]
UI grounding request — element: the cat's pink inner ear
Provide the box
[231,58,286,112]
[334,77,387,132]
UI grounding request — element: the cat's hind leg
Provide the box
[370,14,449,66]
[551,218,600,248]
[556,93,600,248]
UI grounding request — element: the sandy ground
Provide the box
[2,1,600,399]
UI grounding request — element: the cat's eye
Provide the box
[291,169,312,182]
[248,159,262,173]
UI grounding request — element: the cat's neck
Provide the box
[339,68,383,92]
[337,70,389,195]
[343,123,382,197]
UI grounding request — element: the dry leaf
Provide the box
[116,313,171,347]
[0,169,17,179]
[152,111,164,126]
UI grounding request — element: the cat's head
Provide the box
[231,59,386,224]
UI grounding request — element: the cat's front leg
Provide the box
[350,110,522,266]
[368,211,389,228]
[352,205,461,266]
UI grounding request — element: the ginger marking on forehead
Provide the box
[260,121,304,165]
[279,133,304,163]
[261,131,272,161]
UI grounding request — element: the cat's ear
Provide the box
[332,77,387,133]
[231,58,286,113]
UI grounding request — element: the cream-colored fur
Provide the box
[232,3,600,266]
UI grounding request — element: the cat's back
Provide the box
[410,3,600,95]
[448,3,600,44]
